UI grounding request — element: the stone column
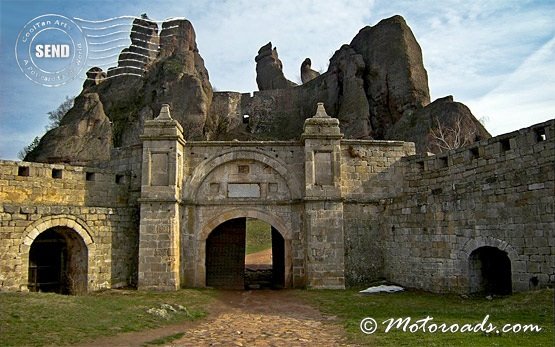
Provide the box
[302,103,345,289]
[138,104,184,290]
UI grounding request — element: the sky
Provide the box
[0,0,553,160]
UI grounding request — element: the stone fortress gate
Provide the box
[0,104,553,294]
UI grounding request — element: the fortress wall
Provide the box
[343,202,385,286]
[382,119,554,293]
[0,160,138,291]
[105,144,144,205]
[208,83,337,141]
[339,140,415,286]
[339,140,414,199]
[0,160,130,207]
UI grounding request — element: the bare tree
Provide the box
[46,96,75,130]
[18,96,75,160]
[17,136,41,160]
[428,115,478,152]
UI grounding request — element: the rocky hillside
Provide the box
[26,15,489,164]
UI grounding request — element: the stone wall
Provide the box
[102,144,144,205]
[339,140,414,286]
[1,103,552,294]
[380,119,554,293]
[0,160,138,291]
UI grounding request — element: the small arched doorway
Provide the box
[469,246,512,295]
[28,227,88,295]
[205,217,285,289]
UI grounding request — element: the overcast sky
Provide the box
[0,0,553,160]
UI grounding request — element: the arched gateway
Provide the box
[205,217,286,289]
[137,104,347,290]
[21,216,94,294]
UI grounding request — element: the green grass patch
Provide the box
[245,218,272,255]
[297,288,554,346]
[0,289,216,347]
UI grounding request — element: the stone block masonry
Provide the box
[137,104,184,290]
[0,160,138,291]
[0,101,552,294]
[380,119,554,293]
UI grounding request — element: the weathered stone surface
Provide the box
[133,18,213,141]
[210,43,372,140]
[28,17,213,164]
[26,93,113,164]
[223,14,479,147]
[115,18,159,73]
[255,42,297,91]
[204,91,246,140]
[300,58,320,84]
[0,159,137,291]
[1,107,553,293]
[349,15,431,138]
[326,45,371,139]
[386,95,490,153]
[29,14,490,165]
[83,67,106,89]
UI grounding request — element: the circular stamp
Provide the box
[15,14,88,87]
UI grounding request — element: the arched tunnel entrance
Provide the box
[469,246,512,295]
[205,218,285,289]
[28,227,88,295]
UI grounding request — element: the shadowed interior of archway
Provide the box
[469,246,512,295]
[28,227,88,295]
[205,218,285,289]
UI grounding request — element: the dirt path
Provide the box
[74,290,355,347]
[245,248,272,266]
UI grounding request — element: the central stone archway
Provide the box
[205,217,286,289]
[198,209,292,289]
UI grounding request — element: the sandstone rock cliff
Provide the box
[212,15,486,148]
[386,96,490,153]
[25,93,112,164]
[255,42,297,90]
[300,58,320,84]
[27,17,213,163]
[350,15,431,138]
[26,15,489,164]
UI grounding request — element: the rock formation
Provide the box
[27,17,213,163]
[83,67,106,89]
[25,93,112,164]
[300,58,320,84]
[350,15,431,138]
[208,15,485,146]
[255,42,297,91]
[111,17,159,77]
[386,96,489,153]
[26,15,490,165]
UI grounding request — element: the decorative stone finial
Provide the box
[314,102,330,118]
[301,102,343,140]
[156,104,172,120]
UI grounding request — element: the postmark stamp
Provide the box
[15,14,88,87]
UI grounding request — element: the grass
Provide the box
[0,289,215,347]
[245,218,272,255]
[1,286,552,346]
[297,288,554,346]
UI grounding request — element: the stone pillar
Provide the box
[302,103,345,289]
[138,104,184,290]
